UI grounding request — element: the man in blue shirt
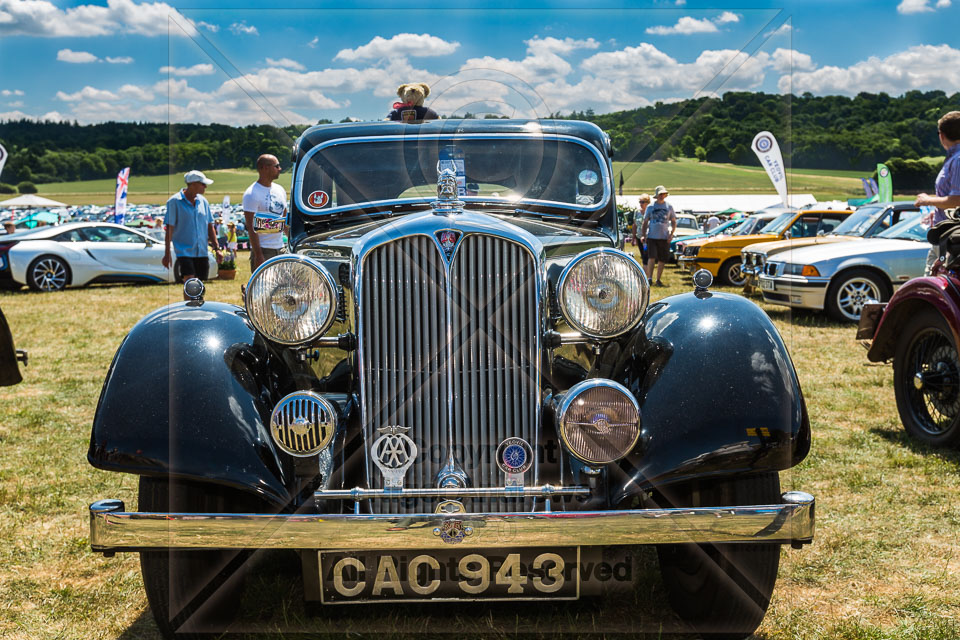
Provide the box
[163,170,222,291]
[917,112,960,273]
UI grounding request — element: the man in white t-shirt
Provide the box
[243,154,287,271]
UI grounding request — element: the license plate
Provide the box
[320,547,580,603]
[760,279,775,291]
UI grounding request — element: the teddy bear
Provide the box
[387,83,440,122]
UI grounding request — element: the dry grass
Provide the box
[1,247,958,639]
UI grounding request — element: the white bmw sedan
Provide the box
[0,222,217,292]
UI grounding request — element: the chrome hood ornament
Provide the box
[372,425,418,489]
[431,167,464,216]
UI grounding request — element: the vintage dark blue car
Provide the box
[87,120,815,639]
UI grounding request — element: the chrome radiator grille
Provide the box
[359,233,539,513]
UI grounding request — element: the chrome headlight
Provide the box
[245,255,338,345]
[557,379,641,464]
[558,248,648,338]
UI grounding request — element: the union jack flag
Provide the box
[114,167,130,225]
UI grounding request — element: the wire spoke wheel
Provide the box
[893,308,960,446]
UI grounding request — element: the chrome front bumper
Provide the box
[89,491,815,553]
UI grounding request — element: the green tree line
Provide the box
[1,90,958,185]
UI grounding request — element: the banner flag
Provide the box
[750,131,788,207]
[869,178,879,196]
[114,167,130,225]
[860,177,872,197]
[877,163,892,203]
[222,195,230,210]
[0,144,7,180]
[618,172,624,197]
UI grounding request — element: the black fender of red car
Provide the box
[610,290,811,503]
[866,275,960,363]
[87,301,293,508]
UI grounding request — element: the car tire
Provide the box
[26,255,70,292]
[719,258,746,286]
[656,472,781,640]
[893,308,960,447]
[825,268,889,323]
[138,477,261,639]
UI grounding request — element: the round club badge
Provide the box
[879,166,889,178]
[754,135,773,153]
[307,190,329,208]
[496,437,533,475]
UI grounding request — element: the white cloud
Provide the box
[646,11,741,35]
[770,48,815,73]
[0,110,66,122]
[675,0,686,5]
[159,64,215,77]
[937,0,952,7]
[1,89,24,96]
[0,0,197,37]
[56,86,121,102]
[6,101,23,108]
[106,56,133,64]
[197,20,218,32]
[783,44,960,95]
[647,17,718,35]
[57,48,98,63]
[897,0,934,12]
[229,21,258,36]
[765,23,793,38]
[308,36,319,48]
[459,36,599,85]
[266,57,306,71]
[118,84,154,101]
[334,33,460,61]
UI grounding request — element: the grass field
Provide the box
[1,247,958,639]
[32,161,873,206]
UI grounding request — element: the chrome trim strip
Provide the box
[293,133,611,216]
[314,485,589,501]
[89,492,815,551]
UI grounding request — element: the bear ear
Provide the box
[396,84,408,99]
[418,83,430,98]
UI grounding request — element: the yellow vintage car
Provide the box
[677,208,852,285]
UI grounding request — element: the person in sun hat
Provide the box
[162,170,221,295]
[639,185,677,287]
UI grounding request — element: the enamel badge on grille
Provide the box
[436,230,460,259]
[496,437,533,487]
[373,425,418,489]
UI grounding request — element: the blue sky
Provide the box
[0,0,958,125]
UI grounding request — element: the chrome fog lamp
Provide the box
[558,248,648,338]
[270,391,338,457]
[245,255,338,345]
[557,379,641,465]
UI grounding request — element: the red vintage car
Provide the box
[859,236,960,446]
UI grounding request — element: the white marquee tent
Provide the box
[618,194,817,214]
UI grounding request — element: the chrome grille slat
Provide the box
[360,233,538,514]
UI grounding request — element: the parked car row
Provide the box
[0,222,217,291]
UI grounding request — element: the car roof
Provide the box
[295,119,611,157]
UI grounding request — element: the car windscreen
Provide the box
[758,212,796,235]
[296,135,608,217]
[676,217,699,230]
[876,215,930,241]
[830,205,886,236]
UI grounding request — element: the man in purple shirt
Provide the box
[917,112,960,272]
[917,111,960,222]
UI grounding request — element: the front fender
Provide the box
[612,291,810,502]
[88,301,292,507]
[867,275,960,362]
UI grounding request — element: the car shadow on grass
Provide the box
[869,425,960,469]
